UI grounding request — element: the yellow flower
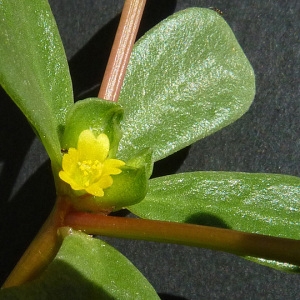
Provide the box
[59,130,125,197]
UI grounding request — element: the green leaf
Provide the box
[118,8,255,162]
[128,172,300,271]
[0,230,159,300]
[0,0,73,165]
[130,172,300,238]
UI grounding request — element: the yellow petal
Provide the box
[77,130,109,162]
[59,130,125,197]
[97,175,114,189]
[86,185,104,197]
[62,148,79,173]
[59,170,84,190]
[103,159,125,175]
[86,175,113,196]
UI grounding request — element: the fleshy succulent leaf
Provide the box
[118,8,255,162]
[0,0,73,165]
[0,230,159,299]
[128,172,300,271]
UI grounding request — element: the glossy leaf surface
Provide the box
[118,8,255,162]
[0,0,73,165]
[1,230,159,299]
[129,172,300,271]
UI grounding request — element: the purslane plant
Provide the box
[0,0,299,298]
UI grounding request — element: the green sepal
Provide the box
[118,8,255,162]
[61,98,123,157]
[0,230,159,299]
[126,148,154,179]
[102,165,148,210]
[128,172,300,271]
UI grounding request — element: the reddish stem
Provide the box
[2,197,71,288]
[65,212,300,266]
[98,0,146,101]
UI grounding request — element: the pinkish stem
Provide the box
[98,0,146,102]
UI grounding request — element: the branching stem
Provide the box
[98,0,146,101]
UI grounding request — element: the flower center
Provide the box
[77,159,102,187]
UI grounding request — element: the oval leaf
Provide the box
[0,0,73,165]
[0,230,159,299]
[128,172,300,271]
[130,172,300,238]
[118,8,255,162]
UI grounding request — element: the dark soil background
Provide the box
[1,1,299,299]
